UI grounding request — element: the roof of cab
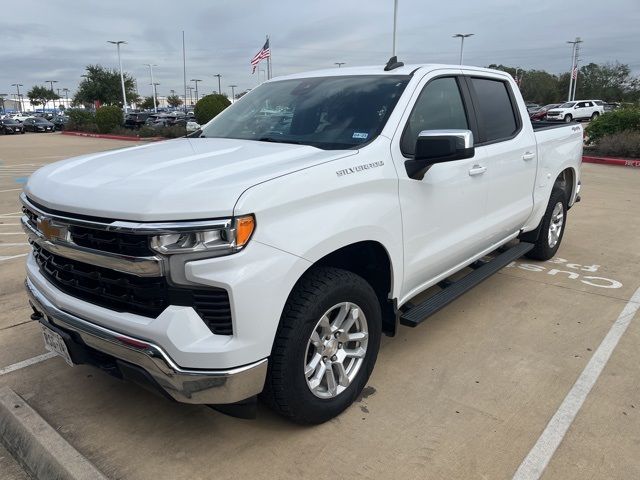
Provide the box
[271,63,511,81]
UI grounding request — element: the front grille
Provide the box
[33,244,233,335]
[69,226,153,257]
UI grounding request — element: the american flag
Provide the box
[251,39,271,74]
[571,67,578,80]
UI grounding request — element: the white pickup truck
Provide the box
[22,60,582,423]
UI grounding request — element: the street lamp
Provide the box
[62,88,70,108]
[229,84,238,101]
[144,64,158,112]
[452,33,473,65]
[213,74,222,95]
[152,83,160,108]
[334,62,346,68]
[0,94,7,114]
[190,79,202,103]
[187,86,194,106]
[107,40,129,113]
[11,84,23,112]
[44,80,58,113]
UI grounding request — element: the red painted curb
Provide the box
[583,155,640,167]
[61,131,162,142]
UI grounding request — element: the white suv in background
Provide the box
[546,100,604,122]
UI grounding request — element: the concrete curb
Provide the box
[61,131,161,142]
[0,386,108,480]
[583,155,640,167]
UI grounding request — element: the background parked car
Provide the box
[124,112,152,129]
[22,117,55,132]
[545,100,604,122]
[186,120,201,132]
[529,103,562,121]
[9,113,31,123]
[0,118,26,134]
[52,116,69,131]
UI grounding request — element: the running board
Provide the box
[399,242,534,327]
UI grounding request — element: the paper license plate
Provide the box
[41,324,74,366]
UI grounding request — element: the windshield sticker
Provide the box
[352,132,369,139]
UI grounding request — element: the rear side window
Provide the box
[400,77,468,156]
[470,78,518,143]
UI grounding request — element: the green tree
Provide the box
[166,94,183,108]
[139,96,158,110]
[27,85,59,111]
[575,62,640,102]
[73,65,137,107]
[194,94,231,124]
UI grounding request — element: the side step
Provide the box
[399,242,533,327]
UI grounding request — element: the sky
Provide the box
[1,0,638,101]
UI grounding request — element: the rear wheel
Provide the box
[591,112,600,120]
[564,114,573,123]
[525,186,567,261]
[262,266,381,424]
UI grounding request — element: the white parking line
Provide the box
[0,352,57,376]
[0,232,24,235]
[513,286,640,480]
[0,253,28,262]
[0,188,23,193]
[0,243,29,247]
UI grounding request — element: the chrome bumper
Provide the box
[26,278,267,405]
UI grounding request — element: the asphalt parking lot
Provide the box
[1,133,639,480]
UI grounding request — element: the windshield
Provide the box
[559,102,576,108]
[2,119,19,125]
[199,75,410,150]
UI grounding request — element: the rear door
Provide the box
[465,75,537,244]
[574,101,590,119]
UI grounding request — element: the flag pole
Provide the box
[182,30,187,112]
[266,35,272,79]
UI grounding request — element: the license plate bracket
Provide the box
[40,323,74,366]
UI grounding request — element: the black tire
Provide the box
[525,186,568,261]
[564,114,572,123]
[591,112,599,120]
[262,266,381,424]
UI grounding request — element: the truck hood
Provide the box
[25,137,356,221]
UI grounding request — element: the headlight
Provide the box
[150,215,255,255]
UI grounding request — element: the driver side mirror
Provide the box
[405,129,475,180]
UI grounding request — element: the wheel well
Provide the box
[555,167,575,204]
[314,241,396,336]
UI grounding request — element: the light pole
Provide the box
[566,37,583,102]
[213,74,222,95]
[0,94,6,114]
[190,79,202,102]
[452,33,473,65]
[144,64,158,112]
[152,83,160,108]
[229,84,237,101]
[108,40,129,112]
[62,88,70,108]
[334,62,346,68]
[11,84,23,112]
[187,86,194,106]
[44,80,58,112]
[392,0,398,56]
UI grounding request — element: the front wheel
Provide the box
[564,114,573,123]
[525,186,567,261]
[262,266,381,424]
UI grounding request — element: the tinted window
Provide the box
[400,77,468,156]
[470,78,518,142]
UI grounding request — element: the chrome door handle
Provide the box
[468,165,487,176]
[522,151,536,161]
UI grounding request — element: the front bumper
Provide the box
[26,277,267,404]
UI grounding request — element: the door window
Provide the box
[469,77,518,143]
[400,77,468,156]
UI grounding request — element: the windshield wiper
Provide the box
[257,136,306,145]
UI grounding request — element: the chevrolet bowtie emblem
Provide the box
[37,217,62,242]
